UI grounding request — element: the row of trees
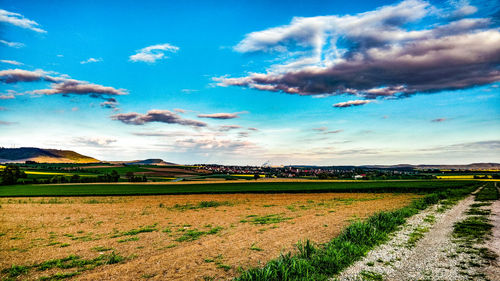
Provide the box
[1,165,27,185]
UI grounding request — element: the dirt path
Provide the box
[336,192,488,281]
[485,183,500,280]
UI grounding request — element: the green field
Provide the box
[0,180,479,197]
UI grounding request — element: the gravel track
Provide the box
[484,183,500,280]
[335,191,493,281]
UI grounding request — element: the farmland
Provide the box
[0,180,478,197]
[0,192,420,280]
[0,180,487,280]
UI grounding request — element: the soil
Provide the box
[0,192,417,280]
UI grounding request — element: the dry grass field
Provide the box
[0,193,419,280]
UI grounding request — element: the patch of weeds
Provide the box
[407,226,429,248]
[240,214,291,225]
[2,265,29,277]
[466,208,491,216]
[162,227,172,233]
[250,243,263,251]
[453,216,493,242]
[38,271,80,280]
[91,246,113,252]
[2,253,125,279]
[217,263,232,271]
[423,214,435,224]
[366,261,375,266]
[118,237,139,243]
[113,224,158,237]
[60,243,70,248]
[359,270,383,281]
[141,273,157,278]
[158,244,177,250]
[175,226,223,242]
[171,201,233,211]
[470,202,491,208]
[262,204,276,207]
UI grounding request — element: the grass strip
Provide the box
[234,185,477,281]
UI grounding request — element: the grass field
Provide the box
[0,180,478,197]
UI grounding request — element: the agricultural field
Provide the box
[0,192,419,280]
[0,180,487,280]
[0,180,478,197]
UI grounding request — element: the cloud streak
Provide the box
[80,57,102,64]
[0,9,46,33]
[197,112,246,119]
[216,0,500,107]
[129,43,179,63]
[0,60,23,66]
[111,109,207,127]
[0,40,25,48]
[333,100,374,108]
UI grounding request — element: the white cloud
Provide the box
[129,43,179,63]
[0,9,46,33]
[0,40,25,48]
[80,57,102,64]
[0,60,23,66]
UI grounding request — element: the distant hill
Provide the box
[0,147,99,163]
[124,159,176,166]
[289,163,500,171]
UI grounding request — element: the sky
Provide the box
[0,0,499,165]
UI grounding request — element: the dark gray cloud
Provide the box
[216,0,500,106]
[0,69,127,106]
[111,110,207,127]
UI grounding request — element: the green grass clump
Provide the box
[118,237,139,243]
[240,214,291,225]
[453,216,493,242]
[175,226,223,242]
[466,208,491,216]
[475,183,499,201]
[234,185,475,281]
[406,226,429,248]
[112,224,158,238]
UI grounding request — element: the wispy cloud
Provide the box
[0,9,46,33]
[333,100,374,108]
[0,94,15,100]
[198,111,247,119]
[129,43,179,63]
[218,125,242,131]
[181,89,198,93]
[111,109,207,127]
[0,39,25,48]
[0,120,16,125]
[73,137,117,147]
[80,57,102,64]
[0,60,23,66]
[313,127,343,134]
[431,118,447,122]
[216,0,500,107]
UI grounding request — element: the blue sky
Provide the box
[0,0,499,165]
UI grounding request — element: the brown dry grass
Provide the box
[0,193,419,280]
